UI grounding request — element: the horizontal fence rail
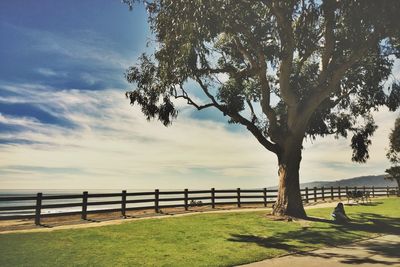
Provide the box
[0,186,398,225]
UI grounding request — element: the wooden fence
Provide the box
[0,186,398,225]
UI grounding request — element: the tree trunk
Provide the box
[272,137,307,218]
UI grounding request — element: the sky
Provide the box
[0,1,399,190]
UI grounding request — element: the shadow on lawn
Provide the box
[296,237,400,266]
[347,201,382,206]
[228,206,400,264]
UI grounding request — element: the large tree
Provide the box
[386,117,400,191]
[124,0,400,218]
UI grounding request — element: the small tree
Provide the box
[387,117,400,164]
[386,117,400,192]
[124,0,400,218]
[384,166,400,192]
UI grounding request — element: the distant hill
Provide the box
[299,175,397,189]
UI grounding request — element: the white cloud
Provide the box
[0,81,398,190]
[0,85,277,189]
[36,68,67,77]
[80,73,101,85]
[4,23,137,72]
[28,28,133,69]
[301,107,399,182]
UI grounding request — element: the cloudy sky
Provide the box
[0,1,398,190]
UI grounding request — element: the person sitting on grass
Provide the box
[332,202,351,223]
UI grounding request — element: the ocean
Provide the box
[0,189,164,217]
[0,189,268,217]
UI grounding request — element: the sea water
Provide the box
[0,189,269,217]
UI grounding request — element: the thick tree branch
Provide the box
[231,28,280,140]
[321,0,336,71]
[269,0,298,107]
[195,75,278,154]
[297,34,383,133]
[256,49,281,141]
[301,48,368,120]
[322,38,380,99]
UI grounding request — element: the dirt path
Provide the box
[0,200,359,234]
[239,234,400,267]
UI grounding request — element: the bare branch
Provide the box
[299,34,383,131]
[194,76,221,107]
[172,85,215,111]
[246,98,258,123]
[195,75,278,154]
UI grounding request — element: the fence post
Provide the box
[121,190,127,218]
[331,186,334,200]
[263,188,267,207]
[237,188,241,208]
[305,187,309,203]
[372,186,375,198]
[321,186,325,201]
[184,189,189,211]
[314,187,317,202]
[35,192,42,226]
[338,186,341,199]
[211,188,215,209]
[81,191,88,220]
[155,189,160,213]
[387,186,389,197]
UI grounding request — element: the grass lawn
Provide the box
[0,198,399,267]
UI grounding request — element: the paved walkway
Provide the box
[240,234,400,267]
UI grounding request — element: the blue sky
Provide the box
[0,0,147,89]
[0,1,398,190]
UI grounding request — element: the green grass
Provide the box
[0,198,399,267]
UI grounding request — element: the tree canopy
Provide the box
[385,165,400,186]
[125,0,400,162]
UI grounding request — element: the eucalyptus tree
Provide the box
[124,0,400,218]
[386,117,400,190]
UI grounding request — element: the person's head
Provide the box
[336,202,344,210]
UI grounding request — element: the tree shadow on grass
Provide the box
[298,243,400,266]
[228,208,400,264]
[353,201,382,206]
[228,235,298,252]
[337,213,400,236]
[295,232,400,265]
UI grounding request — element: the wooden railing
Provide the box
[0,186,398,225]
